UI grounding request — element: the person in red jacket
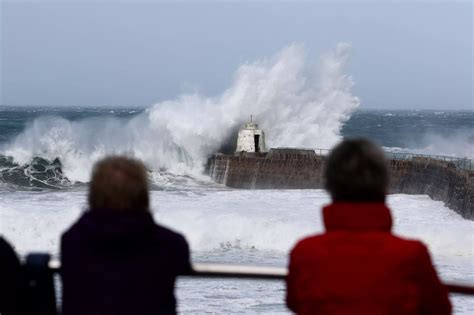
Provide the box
[286,139,451,315]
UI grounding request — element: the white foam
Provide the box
[1,190,472,269]
[1,43,359,182]
[1,189,472,313]
[383,131,474,159]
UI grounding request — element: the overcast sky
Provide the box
[0,1,472,110]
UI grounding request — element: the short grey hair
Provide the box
[324,139,389,202]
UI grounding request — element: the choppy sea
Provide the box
[0,106,473,313]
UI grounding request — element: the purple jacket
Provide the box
[61,210,191,315]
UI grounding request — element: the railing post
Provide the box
[24,253,58,315]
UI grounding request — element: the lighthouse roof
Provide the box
[242,115,260,130]
[244,122,259,130]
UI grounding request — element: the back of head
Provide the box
[324,139,388,202]
[88,156,149,213]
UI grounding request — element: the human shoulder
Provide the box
[0,236,18,261]
[61,213,87,242]
[153,224,189,248]
[386,234,430,260]
[0,236,12,251]
[153,224,191,271]
[388,234,427,249]
[290,234,325,256]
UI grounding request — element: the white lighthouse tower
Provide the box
[235,116,266,154]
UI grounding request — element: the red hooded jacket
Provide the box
[286,203,451,315]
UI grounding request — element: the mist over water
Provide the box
[1,43,359,183]
[1,44,472,188]
[342,110,474,159]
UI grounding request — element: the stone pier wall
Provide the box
[208,150,474,219]
[389,157,473,219]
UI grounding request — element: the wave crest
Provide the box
[0,155,71,189]
[1,43,359,182]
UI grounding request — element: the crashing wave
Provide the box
[0,154,225,191]
[1,43,359,182]
[0,155,72,189]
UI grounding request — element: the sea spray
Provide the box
[1,43,359,182]
[148,43,359,152]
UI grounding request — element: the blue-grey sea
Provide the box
[0,106,473,313]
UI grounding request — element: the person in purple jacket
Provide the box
[61,156,191,315]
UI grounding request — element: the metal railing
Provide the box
[308,148,473,171]
[386,152,473,170]
[314,148,331,156]
[20,254,474,315]
[43,257,474,295]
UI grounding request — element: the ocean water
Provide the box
[0,45,473,314]
[0,106,472,314]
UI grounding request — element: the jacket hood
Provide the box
[75,210,156,253]
[323,202,392,232]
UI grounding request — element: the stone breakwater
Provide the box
[207,149,474,219]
